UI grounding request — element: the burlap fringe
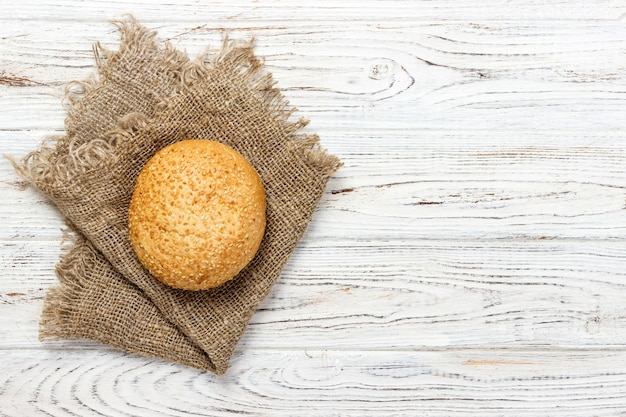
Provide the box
[39,228,93,340]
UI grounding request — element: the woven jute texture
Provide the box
[10,17,341,374]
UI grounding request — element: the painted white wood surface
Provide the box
[2,1,626,416]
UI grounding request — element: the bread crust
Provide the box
[128,139,266,290]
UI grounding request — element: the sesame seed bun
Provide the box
[128,139,266,290]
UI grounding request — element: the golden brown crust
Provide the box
[128,139,266,290]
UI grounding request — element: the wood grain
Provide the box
[1,21,626,131]
[3,349,626,417]
[3,0,626,22]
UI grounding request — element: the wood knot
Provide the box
[369,61,391,80]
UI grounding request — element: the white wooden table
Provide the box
[2,1,626,415]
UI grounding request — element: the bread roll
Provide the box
[128,139,266,290]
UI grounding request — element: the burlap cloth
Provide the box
[10,17,341,374]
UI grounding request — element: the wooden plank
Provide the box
[244,240,626,350]
[2,0,626,22]
[1,21,626,131]
[2,348,626,416]
[3,130,625,241]
[3,239,626,350]
[317,129,626,239]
